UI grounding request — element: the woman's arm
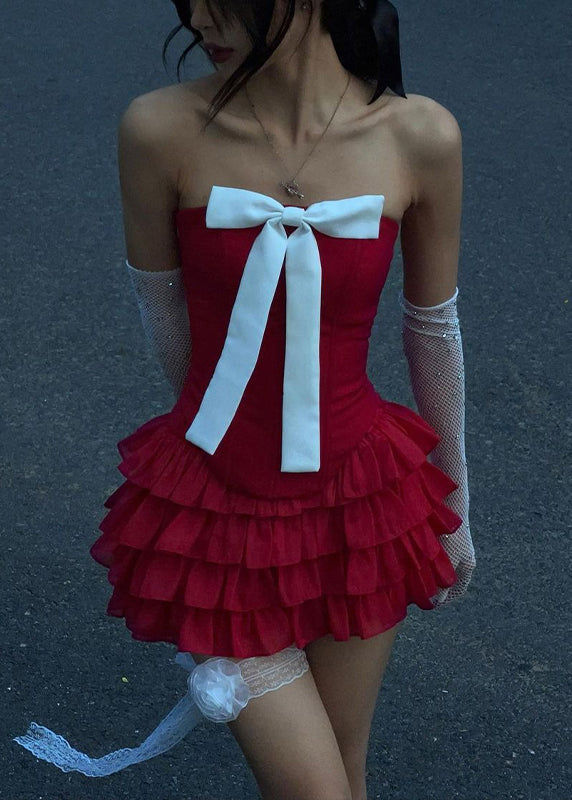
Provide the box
[400,96,463,306]
[398,98,475,606]
[118,91,182,269]
[117,93,191,398]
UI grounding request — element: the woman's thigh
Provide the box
[189,650,353,800]
[304,621,403,773]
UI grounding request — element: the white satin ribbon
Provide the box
[185,186,386,472]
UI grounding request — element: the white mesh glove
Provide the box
[126,260,192,399]
[399,287,476,606]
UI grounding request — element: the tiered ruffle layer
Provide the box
[90,401,462,657]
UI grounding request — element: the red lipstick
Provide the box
[203,42,235,63]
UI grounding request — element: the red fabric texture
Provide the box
[90,205,461,657]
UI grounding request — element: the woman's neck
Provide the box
[209,26,363,147]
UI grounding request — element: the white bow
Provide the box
[185,186,386,472]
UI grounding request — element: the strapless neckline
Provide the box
[176,203,401,230]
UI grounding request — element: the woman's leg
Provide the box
[190,650,353,800]
[304,621,403,800]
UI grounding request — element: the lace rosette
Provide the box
[188,657,251,722]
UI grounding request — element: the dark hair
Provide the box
[162,0,406,129]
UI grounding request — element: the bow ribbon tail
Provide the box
[185,223,287,453]
[281,227,322,472]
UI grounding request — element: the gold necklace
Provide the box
[244,72,352,200]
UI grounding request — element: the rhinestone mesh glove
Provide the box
[126,260,192,399]
[399,287,476,606]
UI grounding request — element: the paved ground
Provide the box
[2,1,570,798]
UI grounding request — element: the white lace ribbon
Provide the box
[12,653,206,777]
[184,186,386,472]
[12,647,309,777]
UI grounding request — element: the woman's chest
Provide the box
[174,89,414,224]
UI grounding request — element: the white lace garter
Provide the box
[13,645,309,777]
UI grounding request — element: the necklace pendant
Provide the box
[280,179,304,199]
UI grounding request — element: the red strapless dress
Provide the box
[90,187,461,657]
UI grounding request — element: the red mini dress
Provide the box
[90,186,461,658]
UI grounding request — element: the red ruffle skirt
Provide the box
[90,400,461,657]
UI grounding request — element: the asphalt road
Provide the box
[2,1,570,798]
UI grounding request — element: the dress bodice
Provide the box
[168,185,400,498]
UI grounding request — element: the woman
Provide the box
[14,0,475,796]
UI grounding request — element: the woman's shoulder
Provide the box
[117,79,210,170]
[392,93,462,162]
[120,79,206,127]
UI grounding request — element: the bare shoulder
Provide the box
[118,81,208,189]
[118,82,202,142]
[118,88,176,171]
[394,94,462,196]
[396,93,462,151]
